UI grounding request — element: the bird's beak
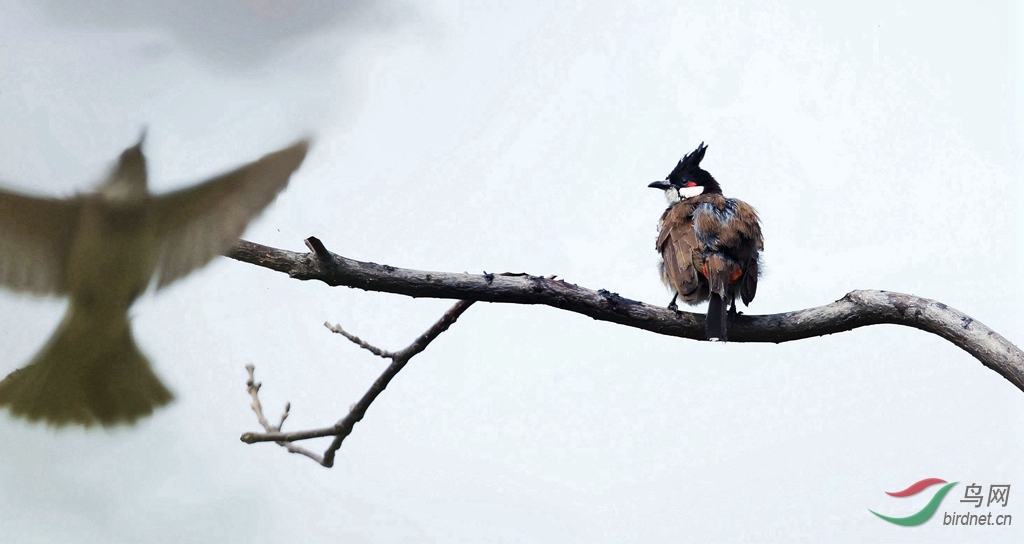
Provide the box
[648,181,671,190]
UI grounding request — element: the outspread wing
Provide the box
[0,189,80,295]
[150,140,310,288]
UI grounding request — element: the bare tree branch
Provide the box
[227,238,1024,394]
[240,300,475,467]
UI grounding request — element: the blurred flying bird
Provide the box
[0,133,310,426]
[648,143,763,341]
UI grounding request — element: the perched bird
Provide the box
[648,142,763,341]
[0,133,310,427]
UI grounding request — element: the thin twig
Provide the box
[240,295,474,467]
[324,322,393,358]
[245,364,325,465]
[321,299,474,466]
[277,401,291,430]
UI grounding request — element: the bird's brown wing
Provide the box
[149,139,310,288]
[657,203,706,304]
[731,199,763,306]
[0,189,80,295]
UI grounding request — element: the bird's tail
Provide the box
[0,302,173,427]
[703,254,731,342]
[706,293,728,341]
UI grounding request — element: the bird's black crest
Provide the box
[667,142,707,181]
[663,141,721,193]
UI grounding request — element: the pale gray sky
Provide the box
[0,1,1021,542]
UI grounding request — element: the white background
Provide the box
[0,1,1021,542]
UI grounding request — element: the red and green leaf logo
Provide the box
[870,478,959,526]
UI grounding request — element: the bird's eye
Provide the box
[683,181,697,188]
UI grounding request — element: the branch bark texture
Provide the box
[227,238,1024,393]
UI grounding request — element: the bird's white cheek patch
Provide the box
[664,189,681,205]
[678,185,705,200]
